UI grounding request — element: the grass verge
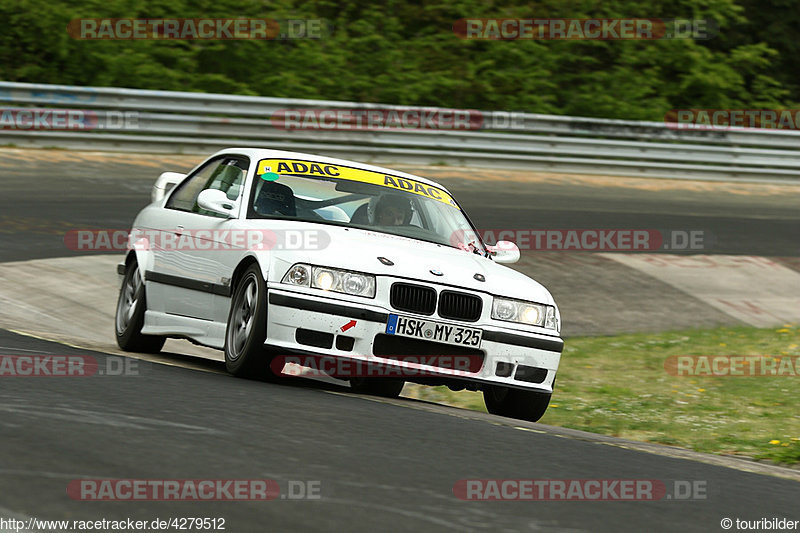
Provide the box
[402,324,800,465]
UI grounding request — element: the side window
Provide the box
[165,158,222,212]
[166,156,248,215]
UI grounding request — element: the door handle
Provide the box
[175,225,185,235]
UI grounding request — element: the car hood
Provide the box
[243,220,555,305]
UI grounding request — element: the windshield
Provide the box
[247,158,484,252]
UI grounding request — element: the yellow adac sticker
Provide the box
[256,159,459,209]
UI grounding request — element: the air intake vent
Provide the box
[438,290,482,322]
[295,329,333,349]
[390,283,436,315]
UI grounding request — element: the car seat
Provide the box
[255,181,296,217]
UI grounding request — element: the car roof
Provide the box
[215,147,452,193]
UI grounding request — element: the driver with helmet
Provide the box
[369,194,413,226]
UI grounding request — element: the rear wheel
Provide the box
[483,385,551,422]
[349,378,405,398]
[115,260,165,353]
[225,265,270,378]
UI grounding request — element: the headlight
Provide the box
[492,297,559,331]
[314,269,335,291]
[282,264,376,298]
[284,264,310,286]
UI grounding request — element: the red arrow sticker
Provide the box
[341,320,357,332]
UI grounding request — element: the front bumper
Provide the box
[265,286,563,393]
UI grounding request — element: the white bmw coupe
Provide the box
[115,148,563,421]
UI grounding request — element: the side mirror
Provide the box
[197,189,238,218]
[152,172,186,203]
[488,240,520,264]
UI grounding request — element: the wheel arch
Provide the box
[230,254,267,294]
[123,241,154,284]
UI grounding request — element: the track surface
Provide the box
[1,151,799,263]
[1,329,799,533]
[1,150,799,531]
[4,150,800,336]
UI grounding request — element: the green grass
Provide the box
[403,324,800,465]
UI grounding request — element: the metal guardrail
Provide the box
[1,81,799,182]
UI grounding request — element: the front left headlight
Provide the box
[282,263,376,298]
[492,297,559,332]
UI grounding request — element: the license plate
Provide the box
[385,314,482,348]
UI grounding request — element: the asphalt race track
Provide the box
[1,149,799,532]
[2,151,799,263]
[2,150,800,336]
[2,329,800,533]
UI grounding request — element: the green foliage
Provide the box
[0,0,795,119]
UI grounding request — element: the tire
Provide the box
[115,260,166,353]
[483,385,551,422]
[224,264,270,378]
[349,378,405,398]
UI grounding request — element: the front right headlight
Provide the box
[492,297,559,332]
[282,263,376,298]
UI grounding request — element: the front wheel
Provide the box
[483,385,551,422]
[115,260,165,353]
[225,264,270,378]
